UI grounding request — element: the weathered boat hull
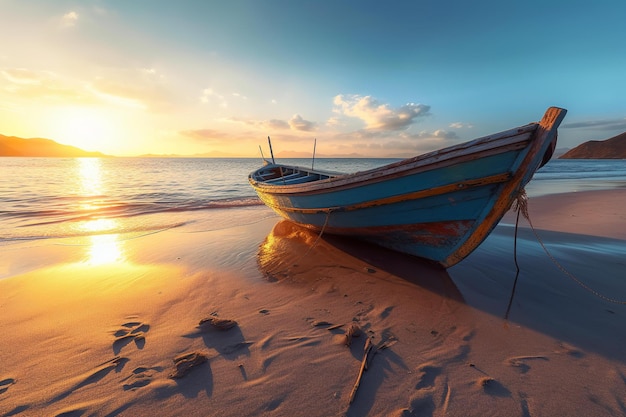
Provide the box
[249,107,567,267]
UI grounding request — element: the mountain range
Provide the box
[3,131,626,159]
[559,131,626,159]
[0,134,107,157]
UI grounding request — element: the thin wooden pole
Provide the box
[312,138,317,169]
[267,136,275,164]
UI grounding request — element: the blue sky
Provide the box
[1,0,625,156]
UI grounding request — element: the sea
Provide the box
[1,157,625,247]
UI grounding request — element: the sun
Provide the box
[48,106,119,152]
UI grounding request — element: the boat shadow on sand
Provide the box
[258,219,626,364]
[257,219,465,304]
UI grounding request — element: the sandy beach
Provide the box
[1,189,626,417]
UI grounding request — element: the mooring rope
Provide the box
[296,209,332,261]
[514,190,626,305]
[504,208,522,320]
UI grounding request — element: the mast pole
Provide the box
[267,136,275,164]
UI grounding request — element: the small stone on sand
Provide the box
[169,351,209,379]
[198,316,238,331]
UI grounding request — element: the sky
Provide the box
[1,0,625,157]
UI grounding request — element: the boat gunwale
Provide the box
[250,124,537,196]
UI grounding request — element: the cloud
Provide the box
[326,127,458,157]
[61,11,79,27]
[449,122,473,129]
[267,119,290,129]
[562,118,626,131]
[199,89,249,107]
[87,68,171,110]
[0,68,82,100]
[200,88,227,107]
[229,115,316,132]
[179,128,227,142]
[333,94,430,131]
[326,116,343,127]
[229,117,289,130]
[288,114,317,131]
[417,129,459,140]
[0,68,44,85]
[0,66,171,111]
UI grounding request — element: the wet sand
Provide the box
[1,190,625,416]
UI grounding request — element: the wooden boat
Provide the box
[249,107,567,267]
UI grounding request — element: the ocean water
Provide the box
[1,157,625,246]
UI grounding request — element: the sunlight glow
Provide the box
[82,218,116,233]
[80,219,125,265]
[51,106,117,152]
[87,233,123,265]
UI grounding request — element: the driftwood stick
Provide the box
[348,337,372,404]
[344,323,361,347]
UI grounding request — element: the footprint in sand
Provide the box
[0,377,16,394]
[121,366,164,391]
[112,321,151,354]
[415,363,442,390]
[51,356,128,403]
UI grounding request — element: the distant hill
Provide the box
[0,134,108,157]
[560,132,626,159]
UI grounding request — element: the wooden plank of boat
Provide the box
[249,107,567,267]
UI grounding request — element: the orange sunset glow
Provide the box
[2,3,625,158]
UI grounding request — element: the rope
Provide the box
[295,209,332,262]
[504,208,522,320]
[514,190,626,305]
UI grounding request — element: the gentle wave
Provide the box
[2,157,625,244]
[4,196,264,227]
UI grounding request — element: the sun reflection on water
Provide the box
[77,158,103,210]
[75,159,126,265]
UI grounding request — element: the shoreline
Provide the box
[1,189,625,416]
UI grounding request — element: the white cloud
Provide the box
[228,114,317,133]
[431,129,458,139]
[288,114,317,131]
[1,68,44,85]
[87,67,174,110]
[326,116,342,127]
[333,94,430,131]
[267,119,289,129]
[562,117,626,131]
[200,88,227,107]
[449,122,473,129]
[61,11,79,27]
[0,68,81,100]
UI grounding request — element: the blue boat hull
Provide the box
[249,107,567,267]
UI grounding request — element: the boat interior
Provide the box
[253,166,335,185]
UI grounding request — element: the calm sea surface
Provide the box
[1,157,625,246]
